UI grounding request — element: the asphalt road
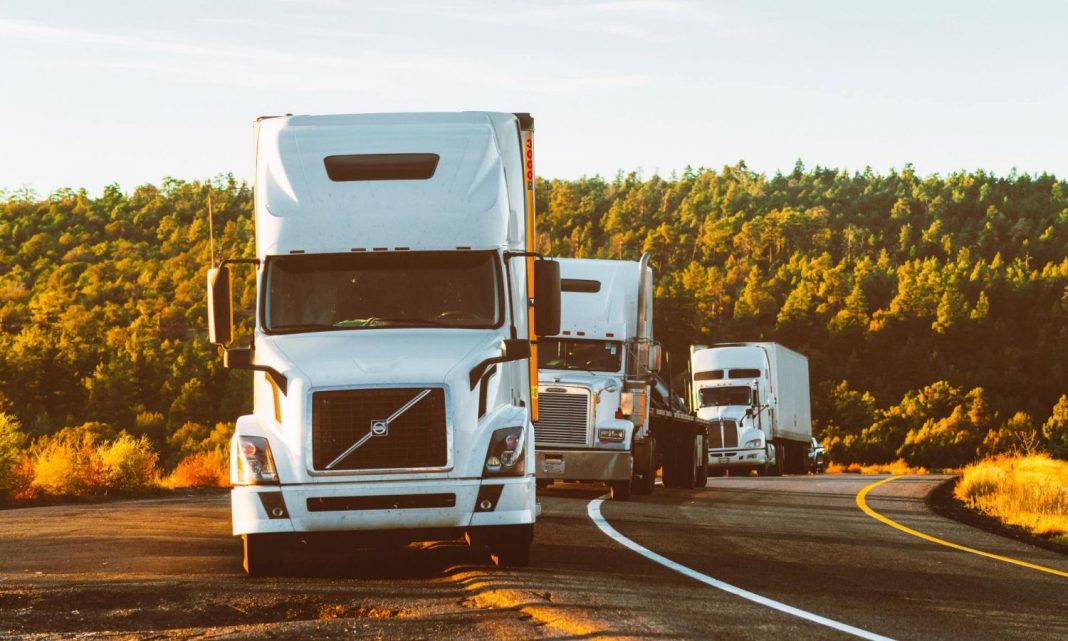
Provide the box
[0,475,1065,640]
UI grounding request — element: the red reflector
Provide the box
[562,330,571,335]
[606,333,614,337]
[615,408,625,419]
[577,331,585,336]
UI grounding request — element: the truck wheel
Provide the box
[771,443,784,476]
[694,435,708,487]
[242,533,285,577]
[675,433,697,489]
[760,444,783,477]
[632,438,656,495]
[610,480,632,500]
[660,434,677,488]
[632,470,655,495]
[795,443,811,475]
[490,525,533,567]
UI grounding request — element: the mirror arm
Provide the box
[252,365,288,396]
[224,348,288,395]
[220,257,260,267]
[469,355,509,390]
[469,340,531,390]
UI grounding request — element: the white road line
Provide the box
[587,498,897,641]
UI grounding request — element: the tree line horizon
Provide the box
[0,161,1066,472]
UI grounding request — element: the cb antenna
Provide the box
[207,186,217,268]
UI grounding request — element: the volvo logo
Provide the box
[370,420,389,436]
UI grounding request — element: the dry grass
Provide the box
[162,449,229,489]
[825,459,930,475]
[955,454,1068,542]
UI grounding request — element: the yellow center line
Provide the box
[856,475,1068,579]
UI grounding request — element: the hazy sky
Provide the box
[2,0,1066,195]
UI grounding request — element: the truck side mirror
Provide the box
[207,266,233,346]
[502,338,531,360]
[649,344,662,373]
[534,260,561,337]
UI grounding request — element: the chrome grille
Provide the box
[312,388,447,471]
[535,390,590,446]
[708,421,724,448]
[707,421,739,449]
[724,422,738,448]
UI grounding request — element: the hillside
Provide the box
[1,165,1066,470]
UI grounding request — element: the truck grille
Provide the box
[312,388,447,471]
[707,421,739,449]
[535,391,590,446]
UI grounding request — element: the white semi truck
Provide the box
[206,112,561,575]
[689,343,812,476]
[534,255,711,498]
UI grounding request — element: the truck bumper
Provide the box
[231,476,535,537]
[535,449,632,482]
[707,447,765,470]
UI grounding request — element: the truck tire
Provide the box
[610,480,632,500]
[694,435,708,487]
[242,533,286,577]
[632,438,656,495]
[760,443,783,477]
[794,442,811,475]
[674,432,697,489]
[660,433,678,488]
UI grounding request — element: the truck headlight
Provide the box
[484,427,525,477]
[744,438,763,448]
[235,435,279,485]
[598,428,626,442]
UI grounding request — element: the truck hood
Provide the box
[263,330,502,390]
[697,405,748,422]
[539,369,621,393]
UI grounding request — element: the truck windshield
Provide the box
[264,251,502,332]
[538,339,622,372]
[698,386,752,407]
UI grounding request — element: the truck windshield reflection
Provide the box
[265,251,501,332]
[538,338,623,372]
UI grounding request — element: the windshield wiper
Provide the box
[272,323,335,334]
[334,317,451,328]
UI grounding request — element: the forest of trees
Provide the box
[0,164,1066,487]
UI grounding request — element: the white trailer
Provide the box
[206,112,561,574]
[689,343,812,476]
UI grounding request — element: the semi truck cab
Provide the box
[206,112,561,574]
[533,254,660,499]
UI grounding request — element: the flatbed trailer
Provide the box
[649,407,715,488]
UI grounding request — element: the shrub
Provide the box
[30,427,105,495]
[0,413,27,495]
[98,432,160,492]
[28,426,162,496]
[163,449,229,489]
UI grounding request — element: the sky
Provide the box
[1,0,1066,195]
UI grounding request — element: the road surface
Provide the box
[1,475,1065,640]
